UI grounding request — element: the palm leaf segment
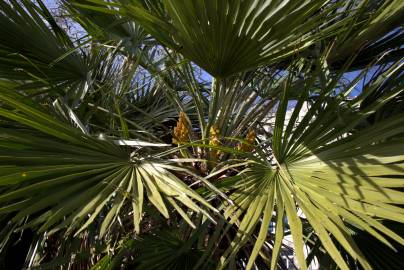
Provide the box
[81,0,349,77]
[0,87,214,237]
[220,62,404,270]
[0,0,88,90]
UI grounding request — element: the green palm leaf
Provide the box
[0,86,215,239]
[0,0,403,269]
[218,60,404,270]
[0,0,88,91]
[73,0,352,77]
[329,0,404,70]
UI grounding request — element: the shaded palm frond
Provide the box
[0,0,89,92]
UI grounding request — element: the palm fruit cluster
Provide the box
[173,112,189,144]
[237,128,255,152]
[209,124,221,160]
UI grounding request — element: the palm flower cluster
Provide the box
[209,124,221,160]
[172,112,190,144]
[237,128,256,152]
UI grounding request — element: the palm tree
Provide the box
[0,0,403,269]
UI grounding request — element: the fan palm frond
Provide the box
[72,0,354,77]
[216,58,404,270]
[0,0,89,91]
[0,86,216,243]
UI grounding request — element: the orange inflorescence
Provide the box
[173,112,190,144]
[209,124,221,159]
[237,128,255,152]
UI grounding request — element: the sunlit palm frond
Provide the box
[0,86,216,243]
[73,0,353,77]
[217,59,404,270]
